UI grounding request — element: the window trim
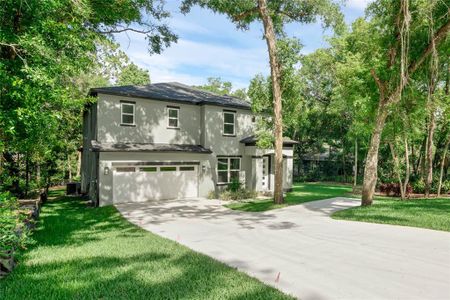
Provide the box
[115,167,136,172]
[120,101,136,126]
[139,167,157,172]
[160,166,177,172]
[179,166,195,171]
[223,111,236,136]
[217,157,241,184]
[167,106,180,129]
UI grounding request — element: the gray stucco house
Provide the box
[81,82,296,206]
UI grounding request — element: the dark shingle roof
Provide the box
[90,82,251,110]
[91,141,212,153]
[240,135,299,146]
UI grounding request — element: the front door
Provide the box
[262,156,269,190]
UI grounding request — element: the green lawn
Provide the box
[332,197,450,232]
[226,182,352,212]
[0,192,292,299]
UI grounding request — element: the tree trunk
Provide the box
[403,137,410,197]
[415,137,426,177]
[67,154,72,182]
[446,55,449,95]
[342,146,346,182]
[25,153,29,198]
[353,139,358,192]
[389,141,405,199]
[36,164,41,184]
[362,101,389,206]
[258,0,284,204]
[437,136,450,197]
[76,150,81,178]
[425,110,436,197]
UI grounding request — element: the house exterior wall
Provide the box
[98,152,214,206]
[82,92,295,205]
[97,94,202,144]
[202,104,254,153]
[244,146,294,191]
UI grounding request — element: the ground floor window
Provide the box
[217,157,240,183]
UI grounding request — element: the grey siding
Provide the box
[97,94,201,144]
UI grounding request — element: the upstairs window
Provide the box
[223,111,236,136]
[121,102,135,126]
[167,106,179,128]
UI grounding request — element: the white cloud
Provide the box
[115,31,269,89]
[169,17,212,36]
[346,0,373,10]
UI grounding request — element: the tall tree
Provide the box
[360,0,450,205]
[0,0,176,195]
[194,77,247,99]
[116,63,151,86]
[181,0,343,204]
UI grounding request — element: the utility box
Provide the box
[66,182,81,195]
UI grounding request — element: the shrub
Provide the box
[0,193,33,255]
[228,177,241,192]
[207,190,216,200]
[411,179,425,194]
[378,182,412,197]
[441,180,450,194]
[218,188,257,201]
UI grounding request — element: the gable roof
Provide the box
[89,82,251,110]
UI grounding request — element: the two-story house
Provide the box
[81,82,297,206]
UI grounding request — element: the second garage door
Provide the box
[112,164,198,203]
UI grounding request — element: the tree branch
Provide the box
[0,42,26,64]
[232,7,259,21]
[370,69,386,98]
[277,10,307,20]
[96,27,154,35]
[387,5,404,69]
[408,16,450,75]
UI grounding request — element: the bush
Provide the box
[228,177,241,192]
[218,188,257,201]
[207,190,216,200]
[441,180,450,194]
[0,193,33,255]
[378,182,412,197]
[411,179,425,194]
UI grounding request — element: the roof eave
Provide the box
[92,90,252,111]
[91,149,212,154]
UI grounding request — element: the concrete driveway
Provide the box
[116,197,450,300]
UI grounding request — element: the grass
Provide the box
[0,190,293,300]
[225,182,352,212]
[332,197,450,232]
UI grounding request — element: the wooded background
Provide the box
[1,0,449,201]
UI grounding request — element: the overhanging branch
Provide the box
[371,69,386,98]
[232,7,258,21]
[96,27,154,35]
[408,16,450,75]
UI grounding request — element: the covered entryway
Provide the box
[112,163,198,203]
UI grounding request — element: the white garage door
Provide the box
[112,164,198,203]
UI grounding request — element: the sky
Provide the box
[114,0,372,90]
